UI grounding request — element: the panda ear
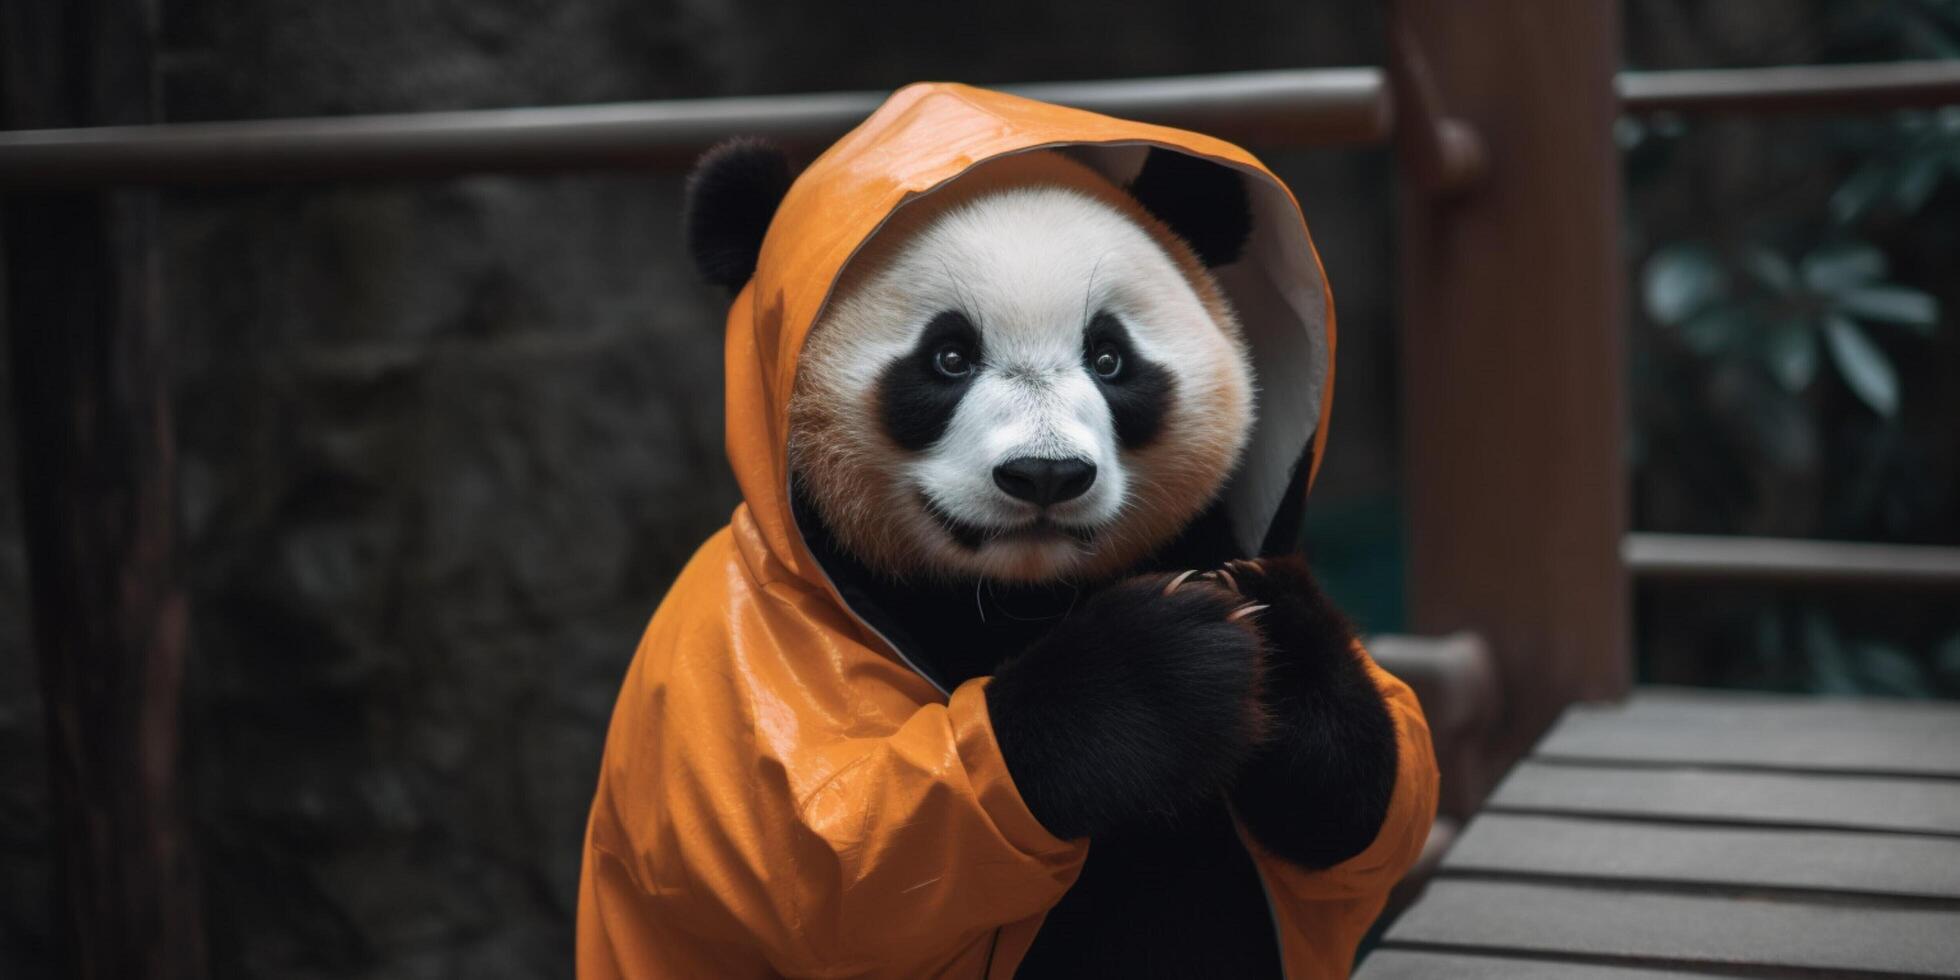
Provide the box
[683,138,795,291]
[1125,148,1252,268]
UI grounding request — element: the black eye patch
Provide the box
[878,310,982,451]
[1084,312,1173,449]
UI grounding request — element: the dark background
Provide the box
[2,1,1955,977]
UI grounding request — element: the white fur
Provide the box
[792,182,1255,583]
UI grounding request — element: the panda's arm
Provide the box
[984,572,1270,841]
[1222,555,1401,870]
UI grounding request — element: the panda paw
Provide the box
[985,571,1270,840]
[1209,555,1401,870]
[1207,556,1357,670]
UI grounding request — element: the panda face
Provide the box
[791,182,1255,584]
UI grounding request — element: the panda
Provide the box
[673,137,1406,978]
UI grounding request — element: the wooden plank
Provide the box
[1623,532,1960,587]
[1382,879,1960,976]
[1394,0,1631,775]
[1358,949,1729,979]
[1487,762,1960,836]
[1539,690,1960,776]
[1616,686,1960,719]
[1446,813,1960,899]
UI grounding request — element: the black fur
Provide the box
[1017,802,1282,979]
[877,310,982,451]
[1084,311,1173,449]
[790,484,1396,976]
[792,482,1075,688]
[983,573,1267,840]
[1126,148,1253,268]
[1228,554,1400,869]
[790,482,1241,692]
[682,138,794,290]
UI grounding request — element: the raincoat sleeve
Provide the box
[579,530,1088,978]
[1255,647,1439,976]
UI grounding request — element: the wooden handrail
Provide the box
[1386,2,1487,196]
[1620,61,1960,115]
[0,69,1390,187]
[5,61,1958,187]
[1624,533,1960,587]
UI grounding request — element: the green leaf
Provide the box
[1836,286,1939,332]
[1935,632,1960,680]
[1894,154,1944,213]
[1900,2,1960,58]
[1926,26,1960,59]
[1613,116,1646,150]
[1755,609,1785,661]
[1830,162,1891,225]
[1857,642,1929,698]
[1742,247,1797,293]
[1803,613,1860,695]
[1801,242,1887,292]
[1763,318,1818,391]
[1824,314,1900,417]
[1679,307,1750,356]
[1643,244,1725,325]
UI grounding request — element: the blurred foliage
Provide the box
[1626,0,1960,697]
[1642,583,1960,699]
[1642,239,1936,418]
[1831,108,1960,222]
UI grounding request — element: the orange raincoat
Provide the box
[578,83,1439,979]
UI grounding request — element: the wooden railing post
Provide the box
[1392,0,1632,769]
[2,0,206,976]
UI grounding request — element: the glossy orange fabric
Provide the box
[577,82,1439,979]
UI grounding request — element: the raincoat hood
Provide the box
[580,84,1437,980]
[728,82,1337,597]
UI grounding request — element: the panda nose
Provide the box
[993,457,1097,506]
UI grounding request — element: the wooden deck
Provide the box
[1357,688,1960,979]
